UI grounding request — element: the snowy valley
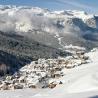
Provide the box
[0,5,98,98]
[0,5,98,49]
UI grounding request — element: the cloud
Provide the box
[0,4,96,36]
[40,0,91,9]
[0,6,58,35]
[0,14,16,32]
[41,0,97,14]
[55,0,95,10]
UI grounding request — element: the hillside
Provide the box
[0,5,98,49]
[0,31,68,75]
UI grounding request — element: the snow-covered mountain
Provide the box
[0,5,98,49]
[0,5,98,98]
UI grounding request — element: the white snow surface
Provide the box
[0,49,98,98]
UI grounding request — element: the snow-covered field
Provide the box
[0,88,98,98]
[0,49,98,98]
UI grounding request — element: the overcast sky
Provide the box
[0,0,98,14]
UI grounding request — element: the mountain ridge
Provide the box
[0,5,98,75]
